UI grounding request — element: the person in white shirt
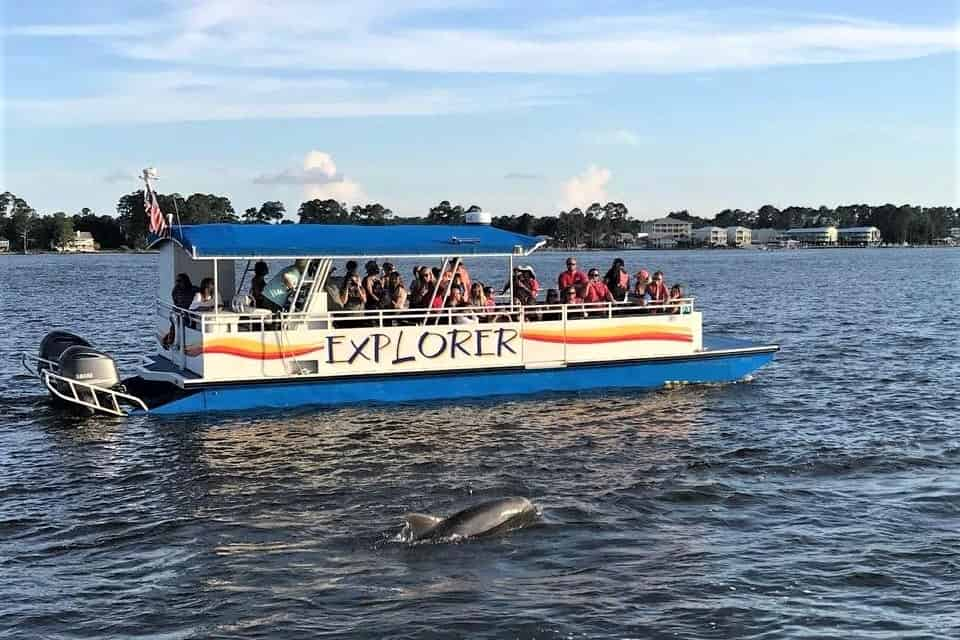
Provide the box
[189,277,220,312]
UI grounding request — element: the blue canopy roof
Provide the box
[162,224,544,259]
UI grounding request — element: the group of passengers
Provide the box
[167,255,684,324]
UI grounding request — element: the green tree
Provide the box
[350,203,393,225]
[117,191,148,248]
[183,193,236,224]
[50,212,75,251]
[299,199,349,223]
[243,201,286,224]
[427,200,476,224]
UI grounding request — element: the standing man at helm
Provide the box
[262,259,307,312]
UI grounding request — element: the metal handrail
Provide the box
[42,369,149,417]
[20,353,60,377]
[154,296,696,332]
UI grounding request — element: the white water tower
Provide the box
[465,209,492,225]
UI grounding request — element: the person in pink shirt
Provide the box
[583,268,615,303]
[558,257,588,295]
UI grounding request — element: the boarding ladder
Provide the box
[279,259,332,374]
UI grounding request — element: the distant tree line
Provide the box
[1,189,957,251]
[663,204,959,247]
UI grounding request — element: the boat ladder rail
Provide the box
[20,352,60,377]
[41,369,149,417]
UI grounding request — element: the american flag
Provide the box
[145,184,167,235]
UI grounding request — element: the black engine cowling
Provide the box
[39,331,91,372]
[57,345,120,389]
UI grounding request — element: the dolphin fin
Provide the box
[403,513,443,539]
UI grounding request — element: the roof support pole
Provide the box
[508,254,514,304]
[213,259,219,320]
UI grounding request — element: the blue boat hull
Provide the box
[147,339,777,415]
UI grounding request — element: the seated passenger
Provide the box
[362,261,383,310]
[603,258,630,302]
[558,257,588,296]
[172,273,197,309]
[468,282,487,310]
[385,271,408,310]
[503,266,539,306]
[262,259,307,312]
[561,285,583,305]
[645,270,670,305]
[250,260,269,308]
[336,273,367,328]
[447,286,478,324]
[162,273,197,348]
[412,266,436,309]
[669,284,684,313]
[632,269,652,303]
[382,262,395,281]
[482,286,496,309]
[189,277,220,312]
[583,269,615,304]
[540,288,561,321]
[561,285,585,319]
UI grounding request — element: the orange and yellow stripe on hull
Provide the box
[184,337,324,360]
[522,325,692,344]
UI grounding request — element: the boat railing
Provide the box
[156,297,695,334]
[41,369,149,417]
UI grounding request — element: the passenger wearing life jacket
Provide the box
[645,270,670,305]
[558,257,588,297]
[603,258,630,302]
[583,268,615,303]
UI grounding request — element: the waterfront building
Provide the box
[604,231,636,247]
[60,231,97,253]
[949,227,960,240]
[648,218,692,248]
[725,226,752,248]
[838,226,882,246]
[0,239,9,252]
[751,228,784,245]
[692,226,726,248]
[784,226,838,246]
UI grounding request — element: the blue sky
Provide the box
[2,0,957,220]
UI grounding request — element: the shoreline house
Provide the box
[57,231,97,253]
[645,218,692,249]
[751,228,784,246]
[0,239,9,252]
[725,226,752,248]
[838,226,882,246]
[785,226,838,246]
[692,226,726,248]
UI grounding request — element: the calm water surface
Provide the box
[1,249,958,639]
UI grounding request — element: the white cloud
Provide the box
[561,165,612,211]
[42,6,957,74]
[5,5,958,125]
[256,150,368,204]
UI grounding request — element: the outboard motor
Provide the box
[57,345,121,389]
[28,330,147,416]
[38,330,91,373]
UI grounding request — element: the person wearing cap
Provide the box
[558,257,588,296]
[504,265,539,305]
[584,268,615,304]
[632,269,651,301]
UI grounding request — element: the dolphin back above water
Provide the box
[402,497,539,542]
